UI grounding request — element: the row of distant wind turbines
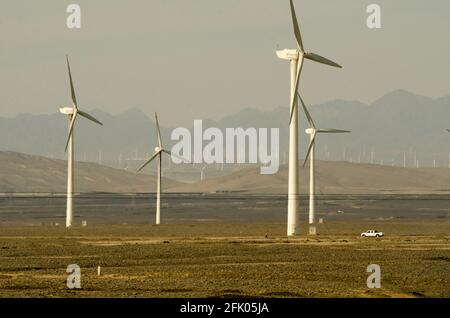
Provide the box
[60,0,350,236]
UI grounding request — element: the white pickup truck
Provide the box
[361,230,384,238]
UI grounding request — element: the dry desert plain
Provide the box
[0,220,448,298]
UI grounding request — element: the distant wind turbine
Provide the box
[137,113,186,225]
[60,56,103,228]
[277,0,342,236]
[200,165,207,181]
[300,96,350,233]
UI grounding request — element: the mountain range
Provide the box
[1,90,450,169]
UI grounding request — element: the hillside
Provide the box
[3,151,450,195]
[172,161,450,195]
[0,151,182,193]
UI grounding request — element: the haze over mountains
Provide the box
[1,90,450,168]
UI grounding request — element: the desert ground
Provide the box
[0,194,449,298]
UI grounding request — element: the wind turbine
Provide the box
[200,165,207,181]
[300,95,350,234]
[60,56,103,228]
[137,113,185,225]
[277,0,342,236]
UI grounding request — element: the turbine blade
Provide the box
[64,113,77,152]
[303,132,317,168]
[289,99,297,125]
[298,94,316,129]
[137,151,160,173]
[155,113,162,148]
[317,129,351,133]
[305,52,342,68]
[162,149,192,164]
[289,63,303,124]
[289,0,304,51]
[66,55,78,109]
[78,110,103,126]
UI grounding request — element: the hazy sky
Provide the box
[1,0,449,125]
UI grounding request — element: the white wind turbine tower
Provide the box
[60,56,103,228]
[277,0,342,236]
[137,113,184,225]
[300,96,350,234]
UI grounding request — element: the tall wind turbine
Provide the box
[300,96,350,234]
[277,0,342,236]
[137,113,184,225]
[60,56,103,228]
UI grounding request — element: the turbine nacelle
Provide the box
[305,128,315,135]
[276,49,301,61]
[154,146,162,153]
[59,107,75,115]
